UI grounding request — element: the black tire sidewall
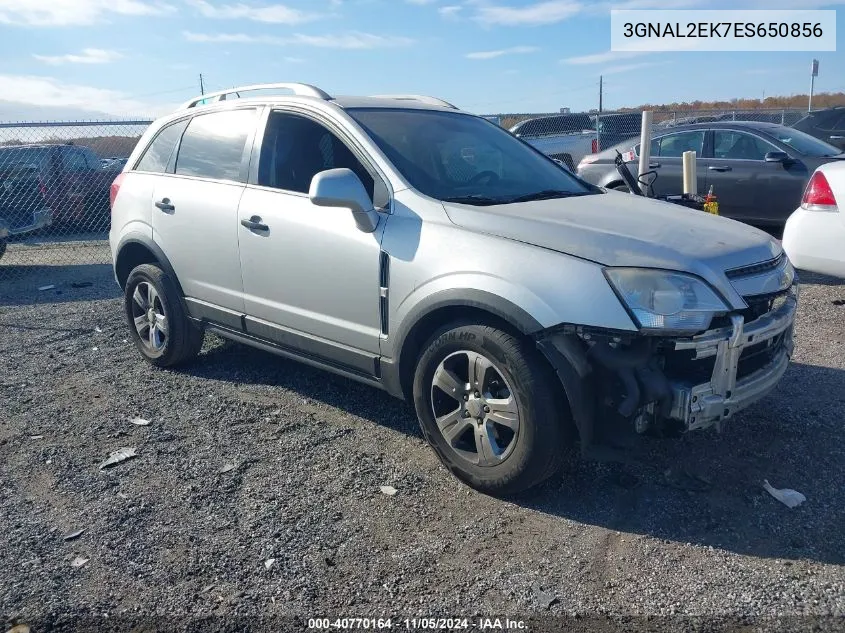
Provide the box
[413,323,557,494]
[124,265,182,366]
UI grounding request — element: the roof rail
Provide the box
[180,83,332,109]
[370,94,458,109]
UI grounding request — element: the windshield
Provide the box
[765,127,841,157]
[347,108,597,205]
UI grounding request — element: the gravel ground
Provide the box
[1,253,844,633]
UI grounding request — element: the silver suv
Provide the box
[109,83,798,495]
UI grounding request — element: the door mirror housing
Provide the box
[309,168,379,233]
[764,151,791,164]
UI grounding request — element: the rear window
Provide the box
[174,109,257,182]
[136,119,189,173]
[0,147,49,169]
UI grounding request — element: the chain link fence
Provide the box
[0,120,151,286]
[0,108,813,287]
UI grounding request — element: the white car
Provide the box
[783,161,845,278]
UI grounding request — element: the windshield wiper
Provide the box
[441,195,504,206]
[505,190,592,203]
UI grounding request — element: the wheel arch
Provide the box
[115,236,184,296]
[391,289,544,401]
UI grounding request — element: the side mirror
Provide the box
[764,151,790,164]
[309,168,379,233]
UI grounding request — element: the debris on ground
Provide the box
[62,529,85,541]
[763,480,806,508]
[94,326,103,333]
[70,556,89,568]
[129,417,150,426]
[219,462,236,474]
[264,558,276,570]
[380,485,398,497]
[29,435,43,440]
[99,448,138,470]
[5,624,31,633]
[37,285,55,291]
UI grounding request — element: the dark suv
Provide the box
[792,107,845,151]
[0,143,113,235]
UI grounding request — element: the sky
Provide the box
[0,0,844,121]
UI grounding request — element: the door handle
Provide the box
[649,162,661,168]
[830,135,845,140]
[708,165,732,172]
[241,216,269,231]
[155,198,175,212]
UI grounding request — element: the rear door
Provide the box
[641,130,707,197]
[151,107,259,318]
[59,147,90,225]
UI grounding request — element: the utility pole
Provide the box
[598,75,603,113]
[809,59,819,112]
[199,73,205,96]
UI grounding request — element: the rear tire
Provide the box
[412,321,570,496]
[124,263,203,367]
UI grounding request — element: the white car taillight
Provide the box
[801,171,838,212]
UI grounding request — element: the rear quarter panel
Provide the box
[108,172,158,261]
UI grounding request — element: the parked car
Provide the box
[792,107,845,152]
[0,143,114,233]
[782,161,845,278]
[509,113,596,170]
[577,121,845,226]
[110,83,798,495]
[0,146,55,240]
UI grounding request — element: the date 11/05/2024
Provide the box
[308,617,527,630]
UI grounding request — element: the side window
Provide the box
[174,109,257,182]
[135,119,189,173]
[655,131,706,157]
[61,149,88,172]
[258,111,386,205]
[713,131,776,161]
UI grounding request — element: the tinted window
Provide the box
[654,131,705,157]
[258,112,382,203]
[0,147,49,169]
[348,108,594,204]
[713,131,777,160]
[175,109,256,181]
[136,119,189,173]
[62,149,88,172]
[765,127,841,157]
[514,115,592,137]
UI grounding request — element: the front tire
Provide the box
[412,322,570,496]
[124,263,204,367]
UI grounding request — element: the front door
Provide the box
[236,110,389,376]
[151,107,258,317]
[701,129,806,225]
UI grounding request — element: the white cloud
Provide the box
[186,0,324,24]
[439,5,461,17]
[563,50,648,65]
[33,48,123,65]
[0,74,171,117]
[183,30,414,49]
[472,0,581,26]
[0,0,174,26]
[600,61,669,75]
[466,46,539,60]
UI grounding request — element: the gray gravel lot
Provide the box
[1,247,844,632]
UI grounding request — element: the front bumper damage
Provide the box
[668,294,795,430]
[538,285,798,448]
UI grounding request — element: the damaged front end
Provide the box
[537,255,798,450]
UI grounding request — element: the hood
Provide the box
[443,190,782,300]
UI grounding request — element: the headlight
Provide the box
[605,268,729,334]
